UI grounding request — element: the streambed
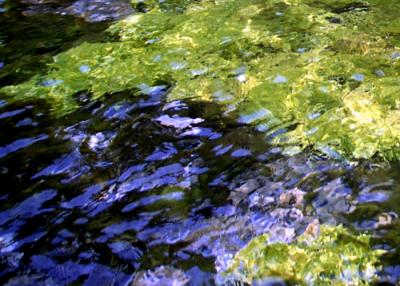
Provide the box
[1,0,400,285]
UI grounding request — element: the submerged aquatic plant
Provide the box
[2,0,400,159]
[224,225,384,285]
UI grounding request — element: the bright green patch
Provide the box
[224,225,384,285]
[2,0,400,159]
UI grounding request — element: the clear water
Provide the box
[1,1,400,285]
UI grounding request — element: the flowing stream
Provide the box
[1,0,400,285]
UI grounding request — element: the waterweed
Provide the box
[222,225,384,285]
[2,0,400,160]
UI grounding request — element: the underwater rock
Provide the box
[312,178,356,224]
[278,188,305,207]
[223,225,384,285]
[252,277,287,286]
[7,0,400,160]
[0,89,398,284]
[66,0,134,22]
[132,266,189,286]
[235,179,260,194]
[22,0,134,22]
[303,219,320,238]
[374,69,385,78]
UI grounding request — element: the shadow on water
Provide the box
[0,85,400,285]
[0,86,261,284]
[0,0,114,86]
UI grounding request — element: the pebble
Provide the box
[374,69,385,77]
[304,219,320,238]
[132,266,189,286]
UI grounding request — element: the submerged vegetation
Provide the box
[3,0,400,160]
[2,0,400,285]
[224,224,384,285]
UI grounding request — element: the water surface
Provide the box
[1,0,400,285]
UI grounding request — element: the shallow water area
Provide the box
[1,86,400,285]
[1,0,400,285]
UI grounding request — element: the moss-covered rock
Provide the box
[223,225,384,285]
[3,0,400,159]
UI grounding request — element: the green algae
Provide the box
[224,225,384,285]
[2,0,400,160]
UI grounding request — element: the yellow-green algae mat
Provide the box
[3,0,400,160]
[222,225,384,285]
